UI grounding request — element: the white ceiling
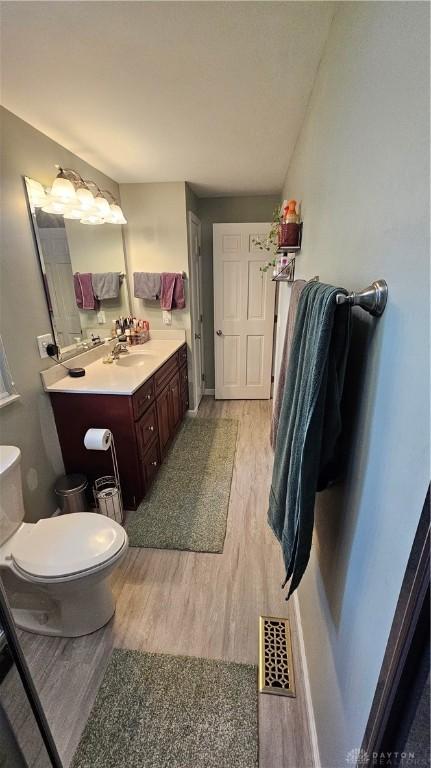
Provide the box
[1,1,334,196]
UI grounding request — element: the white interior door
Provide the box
[188,212,204,409]
[213,222,275,399]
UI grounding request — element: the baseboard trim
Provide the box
[204,388,215,396]
[292,592,320,768]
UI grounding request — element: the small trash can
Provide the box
[55,473,89,514]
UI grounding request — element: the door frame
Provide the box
[187,211,205,411]
[361,488,430,759]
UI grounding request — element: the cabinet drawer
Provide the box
[137,402,158,453]
[178,344,187,367]
[142,439,160,489]
[133,377,155,420]
[154,355,178,395]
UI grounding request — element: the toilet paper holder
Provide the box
[84,428,124,525]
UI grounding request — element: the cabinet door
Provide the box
[157,385,171,456]
[142,439,160,489]
[136,402,158,454]
[169,371,181,433]
[180,364,189,416]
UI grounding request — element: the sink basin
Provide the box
[116,353,155,368]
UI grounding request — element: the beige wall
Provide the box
[198,195,280,389]
[0,108,121,520]
[120,182,195,404]
[276,3,429,765]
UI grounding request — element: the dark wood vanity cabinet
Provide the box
[50,344,188,510]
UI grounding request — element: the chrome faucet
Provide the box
[111,340,129,359]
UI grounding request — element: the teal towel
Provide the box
[268,282,351,598]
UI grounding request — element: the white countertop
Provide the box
[44,338,185,396]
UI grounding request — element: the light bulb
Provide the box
[94,195,111,218]
[76,186,95,211]
[51,174,77,203]
[108,203,127,224]
[26,178,47,208]
[42,199,67,215]
[80,215,105,225]
[63,207,83,220]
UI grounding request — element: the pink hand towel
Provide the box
[74,273,95,310]
[160,273,185,310]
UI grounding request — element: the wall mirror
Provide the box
[24,176,131,358]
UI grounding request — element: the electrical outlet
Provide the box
[37,333,54,359]
[97,310,106,324]
[162,310,172,325]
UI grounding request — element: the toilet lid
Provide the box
[11,513,126,578]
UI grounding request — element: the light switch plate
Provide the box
[162,310,172,325]
[97,310,106,324]
[37,333,54,358]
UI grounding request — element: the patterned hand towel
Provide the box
[270,280,306,450]
[268,282,351,598]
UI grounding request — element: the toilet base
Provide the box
[12,578,116,637]
[1,542,127,637]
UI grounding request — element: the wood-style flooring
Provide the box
[11,398,314,767]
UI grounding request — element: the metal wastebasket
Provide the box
[54,474,89,514]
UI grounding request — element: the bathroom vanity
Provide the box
[45,340,188,509]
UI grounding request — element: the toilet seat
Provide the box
[11,513,126,579]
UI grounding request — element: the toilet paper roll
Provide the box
[84,428,112,451]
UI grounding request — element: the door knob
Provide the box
[194,333,201,340]
[216,330,223,336]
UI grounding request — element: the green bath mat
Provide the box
[127,418,238,552]
[71,649,258,768]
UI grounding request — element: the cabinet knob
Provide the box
[146,394,151,400]
[147,425,154,432]
[151,460,158,467]
[216,329,223,336]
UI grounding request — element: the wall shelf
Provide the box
[272,256,296,283]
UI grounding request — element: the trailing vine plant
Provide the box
[252,205,282,272]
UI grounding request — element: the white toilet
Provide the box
[0,445,128,637]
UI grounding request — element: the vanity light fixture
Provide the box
[63,207,84,220]
[50,169,77,203]
[75,186,95,211]
[41,199,68,215]
[29,166,127,226]
[81,214,105,225]
[108,203,127,225]
[94,193,111,218]
[25,178,47,211]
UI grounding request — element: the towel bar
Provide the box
[336,279,388,316]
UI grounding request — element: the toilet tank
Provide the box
[0,446,25,545]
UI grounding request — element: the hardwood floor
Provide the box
[12,398,314,767]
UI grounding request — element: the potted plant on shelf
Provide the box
[254,200,301,274]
